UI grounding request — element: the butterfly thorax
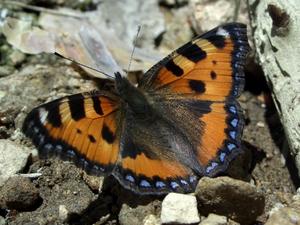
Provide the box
[115,72,152,117]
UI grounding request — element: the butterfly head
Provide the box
[114,72,151,117]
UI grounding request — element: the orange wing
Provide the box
[22,91,120,175]
[139,23,249,177]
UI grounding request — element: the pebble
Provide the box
[143,214,160,225]
[119,200,161,225]
[0,216,5,225]
[58,205,69,221]
[0,176,41,211]
[195,177,265,225]
[0,139,31,186]
[265,190,300,225]
[200,214,227,225]
[265,206,300,225]
[0,66,14,77]
[161,193,200,224]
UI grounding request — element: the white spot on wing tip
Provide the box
[217,27,229,37]
[39,107,48,125]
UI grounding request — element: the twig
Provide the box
[3,0,87,19]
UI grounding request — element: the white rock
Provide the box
[0,216,6,225]
[200,214,228,225]
[0,139,31,186]
[59,205,69,221]
[161,193,200,224]
[143,214,160,225]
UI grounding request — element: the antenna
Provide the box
[127,25,141,75]
[54,52,114,79]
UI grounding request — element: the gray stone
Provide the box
[265,189,300,225]
[190,0,249,33]
[200,214,228,225]
[161,193,200,224]
[266,206,300,225]
[143,214,160,225]
[0,139,31,186]
[195,177,265,225]
[0,216,5,225]
[0,66,14,77]
[119,200,161,225]
[248,0,300,176]
[0,176,41,211]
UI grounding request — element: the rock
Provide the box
[143,214,160,225]
[190,0,250,33]
[0,139,31,186]
[58,205,69,221]
[160,193,200,224]
[0,66,14,77]
[265,189,300,225]
[97,0,165,49]
[200,214,227,225]
[119,200,161,225]
[0,216,5,225]
[82,171,104,193]
[0,176,41,211]
[265,206,300,225]
[200,213,240,225]
[195,177,265,224]
[160,7,194,51]
[248,0,300,176]
[9,50,26,66]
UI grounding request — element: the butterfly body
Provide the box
[23,23,249,194]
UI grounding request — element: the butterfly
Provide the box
[22,23,249,195]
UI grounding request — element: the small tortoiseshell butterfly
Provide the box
[23,23,249,195]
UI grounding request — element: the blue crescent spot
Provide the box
[229,106,237,114]
[206,162,219,173]
[39,134,45,145]
[180,179,188,185]
[219,152,226,162]
[155,181,166,188]
[170,181,179,189]
[231,118,238,127]
[230,131,236,139]
[33,127,39,134]
[140,180,151,188]
[67,149,75,157]
[189,176,197,183]
[44,143,53,150]
[227,143,236,151]
[125,174,135,183]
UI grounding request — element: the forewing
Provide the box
[23,91,120,175]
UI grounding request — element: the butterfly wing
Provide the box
[113,23,249,194]
[22,91,121,175]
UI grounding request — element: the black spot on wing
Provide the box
[102,123,115,144]
[165,60,184,77]
[207,35,226,49]
[177,42,207,63]
[88,134,96,143]
[46,103,62,127]
[68,94,85,121]
[77,129,82,134]
[210,71,217,80]
[189,80,206,93]
[92,96,104,115]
